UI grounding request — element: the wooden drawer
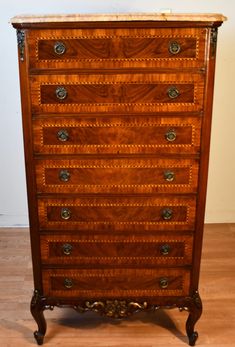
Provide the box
[35,158,199,194]
[38,196,196,231]
[30,73,204,114]
[33,116,201,155]
[40,233,193,266]
[28,27,206,69]
[42,268,191,298]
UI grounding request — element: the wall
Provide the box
[0,0,234,226]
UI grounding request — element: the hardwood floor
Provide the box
[0,224,234,346]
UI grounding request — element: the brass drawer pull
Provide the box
[167,86,180,99]
[59,169,70,182]
[57,129,69,142]
[62,243,73,255]
[161,208,173,220]
[55,86,68,100]
[159,277,169,289]
[165,129,176,142]
[54,41,66,55]
[160,244,171,255]
[168,41,181,55]
[61,207,71,220]
[64,278,73,289]
[164,170,175,182]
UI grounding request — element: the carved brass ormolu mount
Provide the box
[30,289,202,346]
[210,27,218,57]
[16,29,25,61]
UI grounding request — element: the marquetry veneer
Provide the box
[11,12,226,346]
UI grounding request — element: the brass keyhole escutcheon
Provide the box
[55,86,68,100]
[160,244,171,256]
[54,41,66,55]
[161,208,173,220]
[59,170,70,182]
[165,129,177,142]
[57,129,69,142]
[164,170,175,182]
[62,243,73,256]
[167,86,180,99]
[61,207,71,220]
[159,277,169,289]
[64,278,73,289]
[168,41,181,55]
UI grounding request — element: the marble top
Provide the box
[11,13,227,24]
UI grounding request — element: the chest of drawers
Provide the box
[11,13,226,345]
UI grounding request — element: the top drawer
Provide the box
[27,28,207,70]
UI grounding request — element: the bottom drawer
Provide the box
[42,268,190,298]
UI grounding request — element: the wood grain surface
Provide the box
[40,233,193,266]
[32,115,202,155]
[35,157,199,194]
[30,73,204,114]
[26,27,207,70]
[37,195,196,231]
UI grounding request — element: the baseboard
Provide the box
[0,214,29,227]
[205,210,235,223]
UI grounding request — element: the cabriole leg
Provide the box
[30,290,47,345]
[186,291,202,346]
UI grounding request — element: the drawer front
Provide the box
[28,28,206,69]
[42,268,191,298]
[35,158,199,194]
[30,73,204,114]
[33,116,201,155]
[38,196,196,231]
[40,234,193,266]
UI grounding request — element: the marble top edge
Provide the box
[11,13,227,24]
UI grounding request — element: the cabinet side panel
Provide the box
[16,29,42,291]
[192,27,218,291]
